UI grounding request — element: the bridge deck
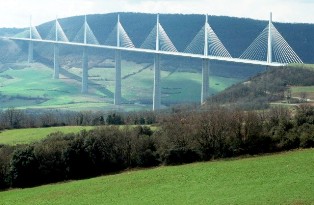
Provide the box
[0,37,284,67]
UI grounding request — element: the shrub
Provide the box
[163,147,200,165]
[0,145,14,190]
[33,133,70,184]
[9,146,40,188]
[299,124,314,148]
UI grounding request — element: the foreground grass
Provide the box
[1,149,313,205]
[0,126,93,145]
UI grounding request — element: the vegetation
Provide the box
[208,65,314,109]
[0,149,313,204]
[0,61,241,110]
[0,126,93,145]
[1,105,314,190]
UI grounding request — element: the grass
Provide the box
[0,61,242,110]
[290,63,314,71]
[0,126,93,145]
[88,62,241,104]
[291,86,314,100]
[0,149,313,204]
[0,63,107,110]
[287,64,314,101]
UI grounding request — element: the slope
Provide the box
[0,61,242,110]
[208,64,314,109]
[1,149,313,205]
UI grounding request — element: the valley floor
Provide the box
[0,61,241,111]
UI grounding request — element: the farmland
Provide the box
[0,126,93,145]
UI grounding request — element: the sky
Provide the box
[0,0,313,28]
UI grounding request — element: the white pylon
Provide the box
[28,16,33,63]
[267,12,272,64]
[156,13,160,52]
[204,14,208,56]
[53,16,60,79]
[84,15,87,44]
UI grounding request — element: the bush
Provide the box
[299,124,314,148]
[33,133,70,184]
[62,134,93,179]
[130,134,160,167]
[0,145,14,190]
[9,146,40,188]
[163,148,201,165]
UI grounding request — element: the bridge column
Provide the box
[201,59,209,104]
[114,50,122,105]
[153,54,161,110]
[81,47,88,93]
[53,44,59,79]
[28,41,33,63]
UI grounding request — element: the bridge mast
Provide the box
[81,15,88,93]
[53,17,60,79]
[115,14,122,105]
[201,14,210,104]
[267,12,272,64]
[28,16,33,63]
[153,14,161,111]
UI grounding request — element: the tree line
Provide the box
[1,105,314,189]
[0,108,157,130]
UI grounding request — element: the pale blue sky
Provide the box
[0,0,313,27]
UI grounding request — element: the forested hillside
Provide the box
[208,64,314,109]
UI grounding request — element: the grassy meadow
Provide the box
[0,61,241,110]
[0,149,313,204]
[0,126,93,145]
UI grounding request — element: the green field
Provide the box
[0,61,242,110]
[0,126,92,145]
[1,149,313,204]
[291,86,314,100]
[287,64,314,101]
[290,63,314,71]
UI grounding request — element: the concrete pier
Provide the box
[53,44,59,79]
[81,47,88,93]
[153,54,161,110]
[114,50,122,105]
[201,59,209,104]
[28,41,33,63]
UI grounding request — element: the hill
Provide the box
[0,61,243,110]
[208,64,314,109]
[1,148,313,204]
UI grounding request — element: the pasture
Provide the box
[0,61,241,110]
[0,126,92,145]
